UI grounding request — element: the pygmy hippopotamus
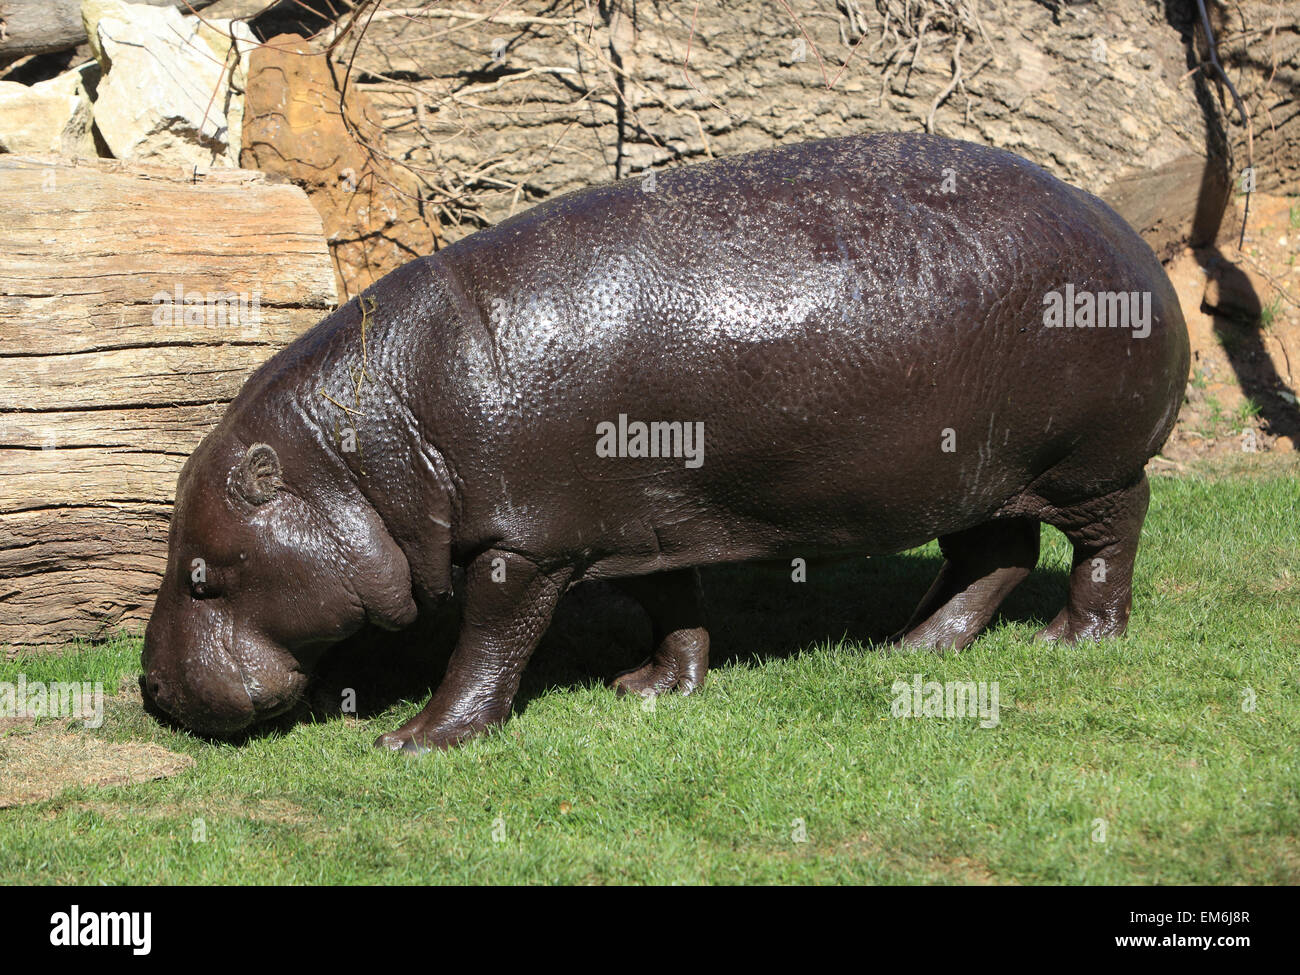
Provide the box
[142,133,1189,751]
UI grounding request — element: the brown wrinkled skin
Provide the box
[142,133,1189,751]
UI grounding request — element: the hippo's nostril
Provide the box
[144,673,163,704]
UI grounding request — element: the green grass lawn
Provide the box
[2,460,1297,884]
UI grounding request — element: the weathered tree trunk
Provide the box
[0,155,336,648]
[0,0,218,62]
[348,0,1292,256]
[1210,1,1300,196]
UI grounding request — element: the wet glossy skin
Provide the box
[142,132,1189,750]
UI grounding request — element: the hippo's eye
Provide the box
[190,575,223,600]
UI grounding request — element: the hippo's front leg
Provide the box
[375,551,571,753]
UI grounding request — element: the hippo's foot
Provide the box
[611,630,709,697]
[610,568,710,697]
[1033,475,1150,645]
[1033,608,1073,644]
[894,518,1040,652]
[373,711,502,754]
[611,659,690,696]
[1033,603,1132,644]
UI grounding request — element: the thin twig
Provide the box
[926,33,964,132]
[1195,0,1253,248]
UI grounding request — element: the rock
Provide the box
[82,0,256,168]
[0,0,219,61]
[0,62,98,156]
[239,34,440,299]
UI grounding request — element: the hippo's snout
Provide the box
[142,612,316,738]
[141,646,258,738]
[140,603,290,738]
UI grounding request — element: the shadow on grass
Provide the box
[300,551,1071,730]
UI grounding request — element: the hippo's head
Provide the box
[142,433,419,737]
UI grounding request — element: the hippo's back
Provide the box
[423,133,1188,560]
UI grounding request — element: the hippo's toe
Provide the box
[374,729,433,755]
[611,657,703,697]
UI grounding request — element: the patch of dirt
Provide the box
[779,829,1013,884]
[927,855,1002,885]
[61,796,309,826]
[1279,837,1300,883]
[0,727,193,809]
[1162,193,1300,464]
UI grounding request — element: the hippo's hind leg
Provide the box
[1035,475,1150,644]
[895,518,1040,651]
[610,568,710,696]
[375,550,571,753]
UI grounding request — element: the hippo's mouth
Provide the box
[227,661,311,731]
[143,678,306,739]
[140,677,254,738]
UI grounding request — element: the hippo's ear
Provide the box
[230,443,282,505]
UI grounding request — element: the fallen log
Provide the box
[0,154,337,648]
